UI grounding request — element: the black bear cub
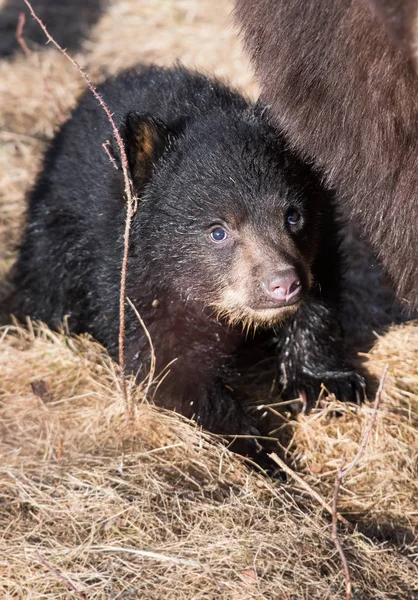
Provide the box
[14,65,364,454]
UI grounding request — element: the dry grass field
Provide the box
[0,1,417,598]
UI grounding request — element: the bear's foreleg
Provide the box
[273,299,366,408]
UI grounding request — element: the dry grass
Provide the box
[292,323,418,538]
[1,323,417,599]
[0,0,417,598]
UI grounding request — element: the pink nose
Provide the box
[262,269,302,304]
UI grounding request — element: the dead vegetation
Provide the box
[0,0,417,598]
[1,322,417,599]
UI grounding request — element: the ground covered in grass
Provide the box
[0,1,417,598]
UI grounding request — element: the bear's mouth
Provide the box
[243,302,301,327]
[248,295,302,312]
[211,285,303,329]
[212,301,301,330]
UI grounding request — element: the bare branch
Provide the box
[23,0,137,414]
[16,12,31,58]
[268,452,349,526]
[332,363,388,600]
[340,364,388,479]
[127,297,156,401]
[331,464,352,600]
[102,140,119,170]
[16,11,66,124]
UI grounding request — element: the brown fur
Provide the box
[368,0,418,67]
[211,226,312,330]
[123,114,172,190]
[235,0,418,309]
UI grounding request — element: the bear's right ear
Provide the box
[119,112,174,191]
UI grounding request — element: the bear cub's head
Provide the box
[119,109,328,329]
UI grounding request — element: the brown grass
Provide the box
[1,322,417,599]
[0,0,417,598]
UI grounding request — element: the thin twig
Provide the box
[16,12,31,57]
[16,12,66,124]
[102,140,119,170]
[331,363,388,600]
[268,452,349,526]
[340,364,388,479]
[127,297,156,401]
[36,551,86,600]
[23,0,136,414]
[331,469,351,600]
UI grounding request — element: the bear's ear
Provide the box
[120,112,174,190]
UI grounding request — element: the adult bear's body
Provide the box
[235,0,418,308]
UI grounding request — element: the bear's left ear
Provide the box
[119,112,174,190]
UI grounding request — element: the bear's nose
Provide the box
[262,269,302,305]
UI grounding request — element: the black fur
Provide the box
[13,65,364,456]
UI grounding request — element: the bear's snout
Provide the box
[261,268,301,306]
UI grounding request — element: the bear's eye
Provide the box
[210,227,228,243]
[287,209,302,227]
